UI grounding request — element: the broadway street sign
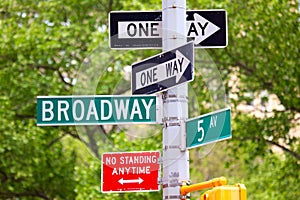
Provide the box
[109,10,227,49]
[101,151,160,193]
[132,42,193,94]
[36,95,158,126]
[186,108,231,149]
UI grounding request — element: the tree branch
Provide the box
[64,130,89,147]
[15,113,35,119]
[0,191,50,200]
[265,139,300,161]
[108,0,114,12]
[0,170,8,183]
[237,136,300,161]
[99,125,108,135]
[84,126,100,158]
[235,61,255,75]
[47,130,89,148]
[47,134,67,148]
[58,71,73,87]
[30,64,58,71]
[98,0,108,11]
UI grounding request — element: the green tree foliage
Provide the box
[189,0,300,199]
[0,0,299,199]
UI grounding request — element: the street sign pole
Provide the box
[162,0,190,199]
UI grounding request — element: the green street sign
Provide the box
[37,95,158,126]
[186,108,231,149]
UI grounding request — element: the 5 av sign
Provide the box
[186,108,231,149]
[109,10,227,49]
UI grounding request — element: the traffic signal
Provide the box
[200,184,247,200]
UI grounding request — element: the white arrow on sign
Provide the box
[186,13,220,45]
[118,177,144,185]
[135,50,190,90]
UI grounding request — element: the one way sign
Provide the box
[132,42,194,94]
[109,10,227,49]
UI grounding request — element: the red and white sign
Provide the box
[101,151,160,193]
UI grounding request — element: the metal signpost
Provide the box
[161,0,190,199]
[186,108,231,149]
[36,95,159,126]
[101,151,160,193]
[131,42,194,94]
[109,10,227,49]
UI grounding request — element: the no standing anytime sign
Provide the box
[101,151,160,193]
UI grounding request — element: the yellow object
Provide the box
[181,177,227,196]
[200,184,247,200]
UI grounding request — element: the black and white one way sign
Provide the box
[132,42,194,94]
[109,10,227,49]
